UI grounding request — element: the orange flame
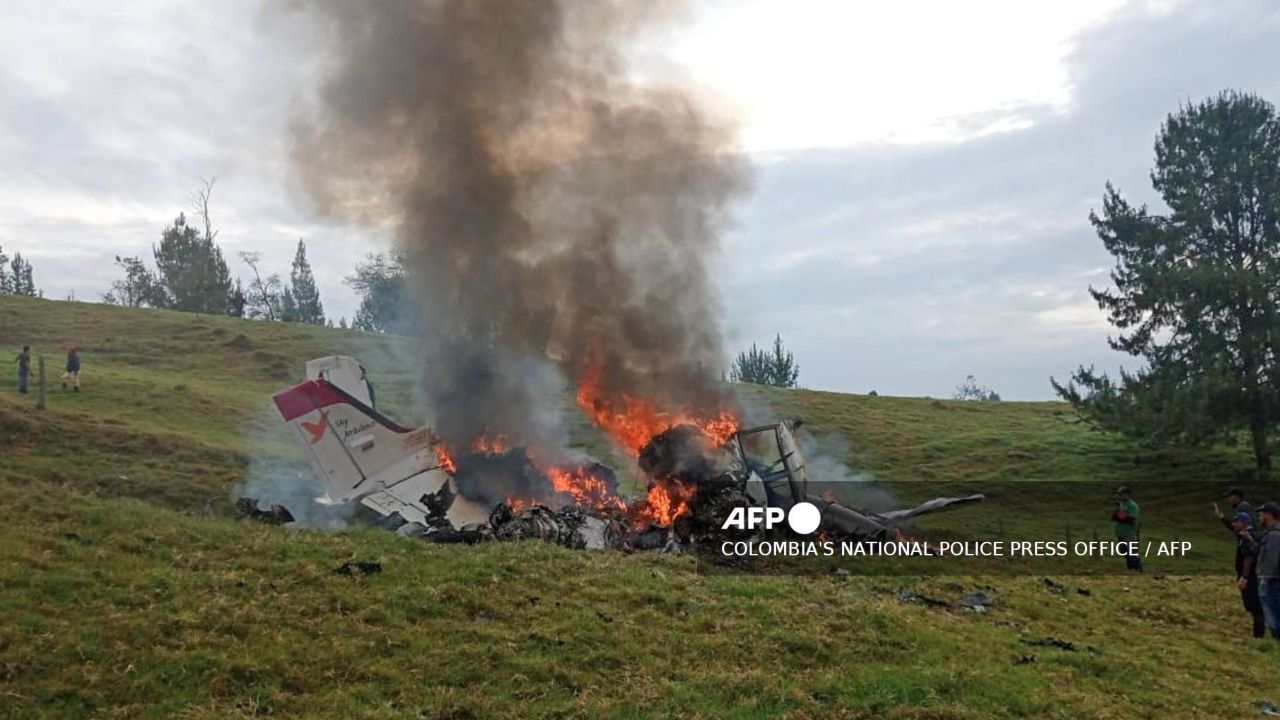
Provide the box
[435,444,457,474]
[430,355,738,529]
[630,482,696,526]
[575,357,738,455]
[546,465,627,512]
[471,434,509,454]
[505,497,537,512]
[435,433,508,474]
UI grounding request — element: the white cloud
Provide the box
[1037,303,1110,331]
[663,0,1128,151]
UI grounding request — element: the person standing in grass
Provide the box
[14,345,30,394]
[1215,487,1254,532]
[1238,502,1280,640]
[1112,485,1142,572]
[1229,510,1266,639]
[61,344,81,392]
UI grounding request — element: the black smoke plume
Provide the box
[289,1,748,453]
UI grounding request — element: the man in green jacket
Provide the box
[1112,485,1141,572]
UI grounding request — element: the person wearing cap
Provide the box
[1237,501,1280,640]
[14,345,30,394]
[1215,488,1254,532]
[1229,510,1266,638]
[61,344,80,392]
[1112,485,1142,572]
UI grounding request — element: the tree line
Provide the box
[102,179,327,326]
[0,244,39,297]
[730,334,800,388]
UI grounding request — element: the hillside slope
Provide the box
[1,296,1274,719]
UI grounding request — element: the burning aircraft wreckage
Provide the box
[264,4,983,558]
[255,356,983,554]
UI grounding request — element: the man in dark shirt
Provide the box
[1215,488,1254,532]
[1238,502,1280,640]
[14,345,30,394]
[1230,511,1265,639]
[62,345,81,392]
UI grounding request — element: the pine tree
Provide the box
[288,239,325,324]
[0,247,38,296]
[10,253,36,296]
[1054,91,1280,474]
[766,334,799,388]
[102,255,161,307]
[345,252,415,333]
[280,286,298,322]
[153,213,233,313]
[18,255,35,296]
[729,343,771,385]
[730,334,800,388]
[228,278,247,317]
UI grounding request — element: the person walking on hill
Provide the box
[61,344,81,392]
[1112,485,1142,572]
[1238,502,1280,640]
[1229,510,1266,639]
[14,345,31,394]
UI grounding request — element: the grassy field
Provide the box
[1,295,1275,719]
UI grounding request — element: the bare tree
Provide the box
[191,177,219,244]
[238,251,281,321]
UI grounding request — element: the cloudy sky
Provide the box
[3,0,1278,399]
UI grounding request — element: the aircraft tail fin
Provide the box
[272,379,441,506]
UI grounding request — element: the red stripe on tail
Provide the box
[273,380,348,422]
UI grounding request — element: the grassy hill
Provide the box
[0,295,1274,719]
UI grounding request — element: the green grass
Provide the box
[1,295,1275,719]
[734,384,1255,485]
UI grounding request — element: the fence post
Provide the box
[37,355,46,410]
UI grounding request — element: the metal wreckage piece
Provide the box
[728,421,984,542]
[382,483,666,552]
[266,356,983,552]
[387,483,631,551]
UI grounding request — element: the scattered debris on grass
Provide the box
[960,591,995,612]
[236,497,295,525]
[895,586,999,613]
[1043,577,1068,594]
[895,588,953,608]
[1019,636,1100,655]
[333,561,382,576]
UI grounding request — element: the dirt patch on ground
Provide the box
[0,403,36,446]
[251,350,295,381]
[224,334,255,352]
